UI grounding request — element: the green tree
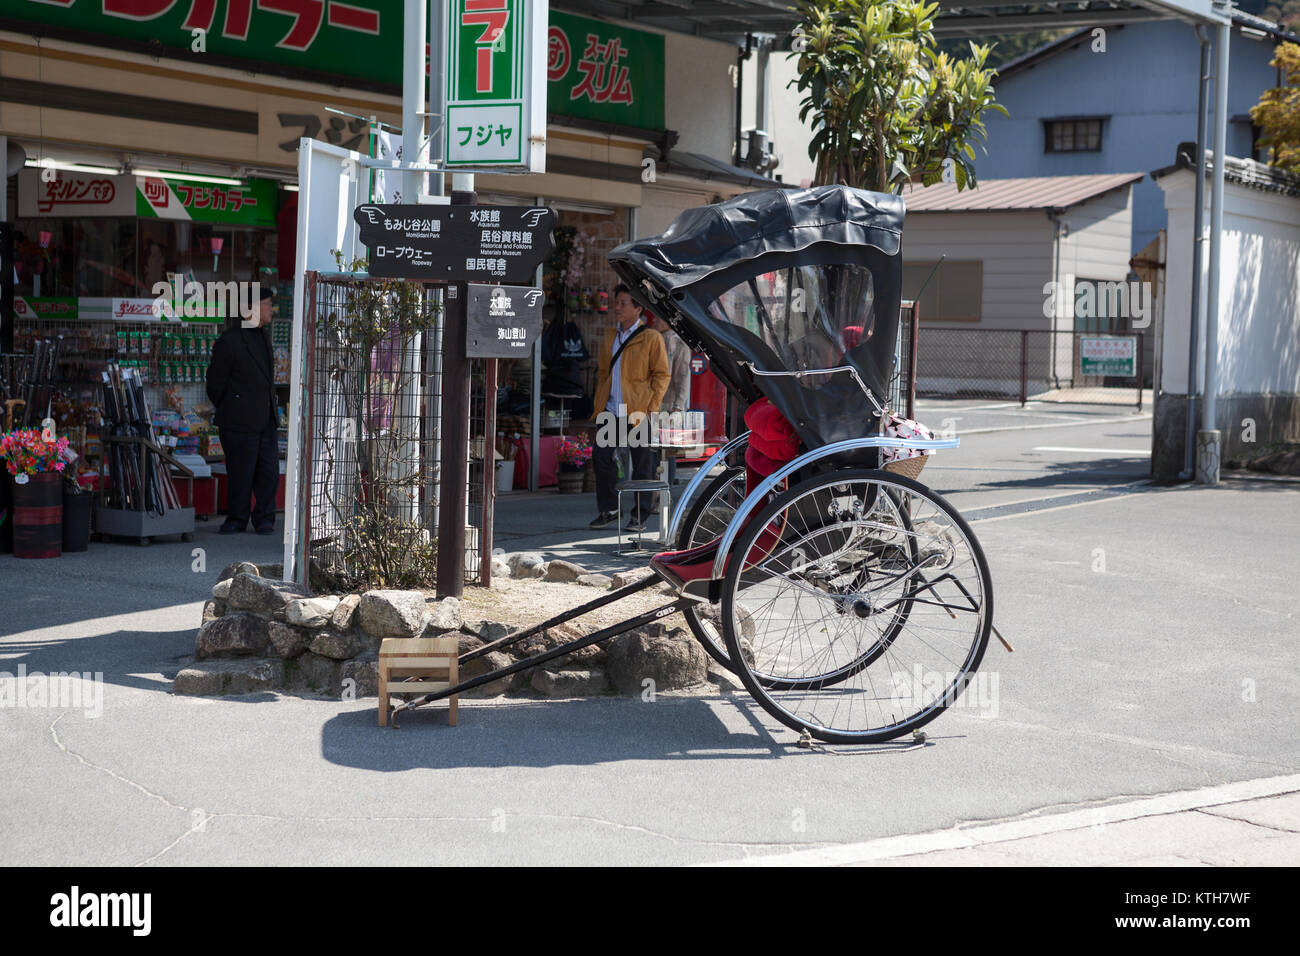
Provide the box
[1261,0,1300,31]
[791,0,1007,192]
[1251,42,1300,174]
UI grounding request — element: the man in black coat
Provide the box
[206,286,280,535]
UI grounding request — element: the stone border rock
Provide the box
[175,556,715,703]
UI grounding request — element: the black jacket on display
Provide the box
[206,327,278,431]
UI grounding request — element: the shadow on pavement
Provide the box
[1,626,196,695]
[1,519,282,635]
[318,693,801,770]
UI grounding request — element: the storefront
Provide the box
[4,166,293,523]
[1,2,776,501]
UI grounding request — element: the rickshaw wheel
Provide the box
[721,469,993,744]
[677,466,748,670]
[675,465,909,685]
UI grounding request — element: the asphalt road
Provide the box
[3,402,1297,865]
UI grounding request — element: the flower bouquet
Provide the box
[557,436,592,471]
[2,429,70,482]
[2,430,72,559]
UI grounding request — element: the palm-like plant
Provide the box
[792,0,1006,192]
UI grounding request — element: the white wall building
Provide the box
[1152,153,1300,478]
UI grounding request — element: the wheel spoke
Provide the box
[722,470,993,743]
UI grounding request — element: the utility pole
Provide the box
[436,174,476,597]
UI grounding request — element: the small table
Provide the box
[541,391,583,437]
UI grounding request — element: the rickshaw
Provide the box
[391,185,1008,743]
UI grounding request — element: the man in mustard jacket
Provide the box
[589,284,669,531]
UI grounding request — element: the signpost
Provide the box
[465,284,544,357]
[351,203,556,280]
[353,194,553,597]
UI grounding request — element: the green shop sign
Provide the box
[6,3,667,131]
[546,11,665,131]
[6,0,398,86]
[137,177,279,228]
[18,169,278,226]
[13,297,78,322]
[444,0,541,169]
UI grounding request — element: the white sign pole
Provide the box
[428,1,446,199]
[403,0,429,203]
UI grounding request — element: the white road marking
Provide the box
[712,773,1300,866]
[1033,446,1151,455]
[947,482,1146,514]
[954,414,1151,435]
[969,483,1152,523]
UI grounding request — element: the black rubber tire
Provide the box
[677,466,747,671]
[721,468,993,744]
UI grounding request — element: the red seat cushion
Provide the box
[652,484,788,586]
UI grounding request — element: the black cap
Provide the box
[259,285,275,301]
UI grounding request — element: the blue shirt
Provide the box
[605,318,642,416]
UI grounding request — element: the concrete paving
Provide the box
[2,405,1298,866]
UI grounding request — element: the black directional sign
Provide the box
[465,283,544,358]
[352,203,556,282]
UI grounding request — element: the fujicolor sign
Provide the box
[5,0,396,86]
[444,0,547,171]
[13,297,78,321]
[19,170,278,227]
[136,177,278,227]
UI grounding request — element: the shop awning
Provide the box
[662,150,793,190]
[554,0,1229,41]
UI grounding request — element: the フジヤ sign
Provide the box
[352,204,556,282]
[465,284,544,358]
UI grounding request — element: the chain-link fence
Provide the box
[295,273,497,590]
[915,329,1146,408]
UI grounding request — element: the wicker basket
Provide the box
[882,455,927,480]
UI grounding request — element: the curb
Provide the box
[711,773,1300,866]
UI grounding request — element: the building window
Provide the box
[902,260,982,322]
[1044,118,1104,153]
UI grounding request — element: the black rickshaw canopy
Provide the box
[609,185,907,453]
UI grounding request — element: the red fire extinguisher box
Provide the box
[688,351,730,445]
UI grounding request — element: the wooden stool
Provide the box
[378,637,458,727]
